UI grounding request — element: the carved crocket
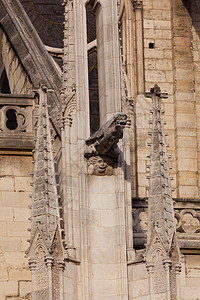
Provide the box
[84,113,128,158]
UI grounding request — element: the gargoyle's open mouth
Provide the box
[117,117,128,127]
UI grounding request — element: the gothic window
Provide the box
[86,2,100,135]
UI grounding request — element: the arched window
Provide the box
[86,2,100,135]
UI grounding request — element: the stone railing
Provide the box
[0,94,35,149]
[132,197,200,250]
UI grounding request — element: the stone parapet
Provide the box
[132,197,200,251]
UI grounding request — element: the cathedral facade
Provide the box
[0,0,200,299]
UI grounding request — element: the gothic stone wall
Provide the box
[0,155,32,299]
[134,0,200,199]
[128,0,200,298]
[128,256,200,300]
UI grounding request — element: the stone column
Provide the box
[73,0,91,297]
[163,259,172,300]
[123,119,135,261]
[175,263,182,300]
[146,263,154,300]
[45,256,53,300]
[95,0,121,124]
[62,115,76,259]
[29,259,37,300]
[58,261,65,300]
[133,0,144,94]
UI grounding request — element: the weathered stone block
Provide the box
[7,221,30,237]
[4,252,28,267]
[154,20,171,30]
[9,268,31,281]
[143,19,154,29]
[145,59,156,70]
[0,281,18,296]
[13,208,30,222]
[14,177,31,192]
[152,0,170,9]
[156,59,172,71]
[179,172,198,186]
[128,263,148,281]
[19,280,32,297]
[129,278,149,298]
[179,186,199,198]
[176,115,196,129]
[1,191,30,207]
[177,158,197,172]
[0,207,13,221]
[144,48,164,59]
[0,177,14,191]
[177,148,197,159]
[144,29,162,39]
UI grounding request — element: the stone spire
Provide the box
[30,87,62,248]
[145,85,181,300]
[146,84,175,250]
[27,87,66,300]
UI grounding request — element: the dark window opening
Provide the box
[86,2,96,44]
[88,49,100,135]
[149,43,155,49]
[86,3,100,135]
[6,109,18,130]
[0,69,11,94]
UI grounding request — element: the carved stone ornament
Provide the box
[87,155,113,176]
[132,0,143,10]
[84,113,128,176]
[85,113,128,158]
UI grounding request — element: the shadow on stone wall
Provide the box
[183,0,200,38]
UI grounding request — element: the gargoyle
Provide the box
[84,113,128,158]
